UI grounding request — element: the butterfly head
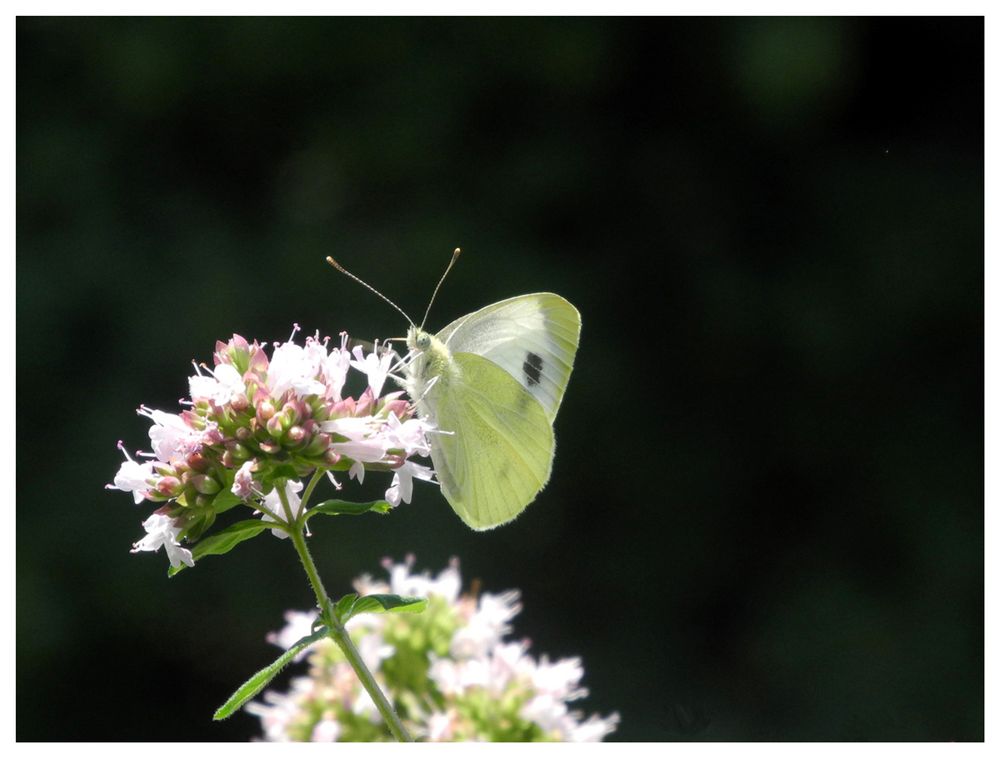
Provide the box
[405,325,454,386]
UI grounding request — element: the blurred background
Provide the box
[17,17,982,741]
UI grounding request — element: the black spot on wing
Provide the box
[523,352,543,386]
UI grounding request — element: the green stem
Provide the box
[282,487,412,742]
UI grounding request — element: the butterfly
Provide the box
[328,250,581,530]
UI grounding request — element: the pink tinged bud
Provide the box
[304,432,331,457]
[156,477,183,498]
[248,344,269,372]
[330,397,355,416]
[323,450,342,466]
[235,426,251,442]
[281,401,302,426]
[286,425,307,445]
[190,475,221,495]
[187,452,210,472]
[221,450,236,468]
[230,393,249,412]
[153,463,177,478]
[383,398,410,418]
[266,414,285,439]
[303,419,320,436]
[203,427,224,445]
[259,440,281,455]
[257,399,276,423]
[355,389,375,416]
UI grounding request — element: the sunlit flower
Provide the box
[110,329,436,569]
[248,558,619,742]
[130,512,194,569]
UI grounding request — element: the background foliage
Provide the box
[17,17,982,741]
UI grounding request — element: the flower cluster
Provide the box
[247,557,620,742]
[108,329,435,568]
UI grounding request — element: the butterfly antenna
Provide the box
[420,247,462,329]
[326,256,414,326]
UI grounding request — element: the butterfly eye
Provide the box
[417,334,431,350]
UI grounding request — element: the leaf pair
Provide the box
[168,499,391,576]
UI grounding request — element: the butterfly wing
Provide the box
[423,351,555,530]
[435,293,581,423]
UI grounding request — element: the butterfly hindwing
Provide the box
[435,293,581,423]
[423,351,555,530]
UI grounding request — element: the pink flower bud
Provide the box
[155,477,183,497]
[257,399,276,423]
[330,397,355,417]
[304,432,331,457]
[281,402,302,426]
[383,398,410,418]
[266,414,285,439]
[355,388,375,416]
[235,427,251,442]
[187,452,210,472]
[286,425,307,445]
[230,393,249,412]
[323,450,341,466]
[259,440,281,455]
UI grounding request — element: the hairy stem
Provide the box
[281,485,412,742]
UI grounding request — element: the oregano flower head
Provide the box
[107,327,435,569]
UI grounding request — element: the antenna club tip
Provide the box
[326,256,342,269]
[453,247,462,256]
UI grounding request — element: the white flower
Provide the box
[427,710,457,741]
[350,342,394,397]
[385,460,436,506]
[530,656,587,701]
[570,713,622,742]
[232,460,257,499]
[267,341,325,399]
[109,458,156,504]
[139,408,203,465]
[130,512,194,568]
[451,590,521,659]
[321,336,353,400]
[311,719,341,742]
[383,412,434,457]
[260,480,305,538]
[188,362,245,405]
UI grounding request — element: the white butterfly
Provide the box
[329,252,581,530]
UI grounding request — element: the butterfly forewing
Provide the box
[435,293,581,423]
[423,352,555,530]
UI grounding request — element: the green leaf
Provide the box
[333,592,427,624]
[210,486,243,514]
[305,499,392,520]
[213,626,329,720]
[168,519,269,577]
[333,592,359,623]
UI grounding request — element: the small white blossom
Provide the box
[350,342,394,397]
[267,341,325,398]
[130,512,194,568]
[109,458,156,504]
[189,362,245,405]
[260,480,305,538]
[385,460,436,506]
[139,408,203,465]
[251,559,619,742]
[232,460,257,499]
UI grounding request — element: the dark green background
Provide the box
[17,17,982,741]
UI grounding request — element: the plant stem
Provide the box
[283,493,413,742]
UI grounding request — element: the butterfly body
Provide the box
[401,293,580,530]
